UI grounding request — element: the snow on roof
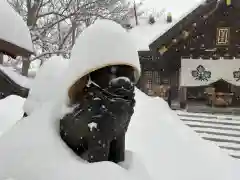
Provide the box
[129,0,206,51]
[149,0,206,45]
[129,18,175,51]
[0,65,31,88]
[0,0,33,53]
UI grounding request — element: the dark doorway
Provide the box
[212,79,231,93]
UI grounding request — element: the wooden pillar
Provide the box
[0,53,3,64]
[151,49,157,62]
[179,86,187,109]
[22,58,30,76]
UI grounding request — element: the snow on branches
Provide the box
[7,0,143,75]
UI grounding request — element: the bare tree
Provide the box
[8,0,143,76]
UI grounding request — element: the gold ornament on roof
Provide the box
[216,27,230,45]
[158,46,168,55]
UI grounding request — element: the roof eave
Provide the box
[0,39,34,59]
[149,0,218,50]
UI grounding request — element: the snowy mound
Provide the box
[0,95,25,136]
[0,89,239,179]
[0,100,151,180]
[0,0,33,53]
[23,56,68,115]
[127,89,240,180]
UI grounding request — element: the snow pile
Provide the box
[23,56,68,115]
[0,89,239,179]
[0,100,151,180]
[0,0,33,53]
[0,65,31,88]
[0,95,25,136]
[127,89,240,180]
[28,59,42,78]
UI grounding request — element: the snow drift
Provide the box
[0,95,24,136]
[127,89,240,180]
[0,88,239,180]
[0,101,151,180]
[23,56,68,115]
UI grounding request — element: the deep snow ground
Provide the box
[177,110,240,159]
[127,90,240,180]
[0,95,24,136]
[0,93,151,180]
[0,90,240,180]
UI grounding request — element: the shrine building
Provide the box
[136,0,240,108]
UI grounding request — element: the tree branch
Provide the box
[31,50,69,61]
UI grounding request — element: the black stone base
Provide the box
[180,102,187,109]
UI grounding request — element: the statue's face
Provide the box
[89,65,136,102]
[68,65,136,105]
[89,65,135,89]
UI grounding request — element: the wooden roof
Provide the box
[149,0,221,51]
[0,39,33,59]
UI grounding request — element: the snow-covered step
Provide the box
[177,111,240,159]
[177,110,240,120]
[187,123,240,132]
[191,127,240,136]
[199,133,240,142]
[196,130,240,138]
[180,116,240,125]
[219,148,240,157]
[216,142,240,150]
[185,121,240,131]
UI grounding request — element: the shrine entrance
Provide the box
[179,59,240,108]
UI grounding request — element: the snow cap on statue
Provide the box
[65,19,141,91]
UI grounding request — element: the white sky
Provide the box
[135,0,204,18]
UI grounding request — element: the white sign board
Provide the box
[180,59,240,87]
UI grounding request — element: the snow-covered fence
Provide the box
[0,65,30,98]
